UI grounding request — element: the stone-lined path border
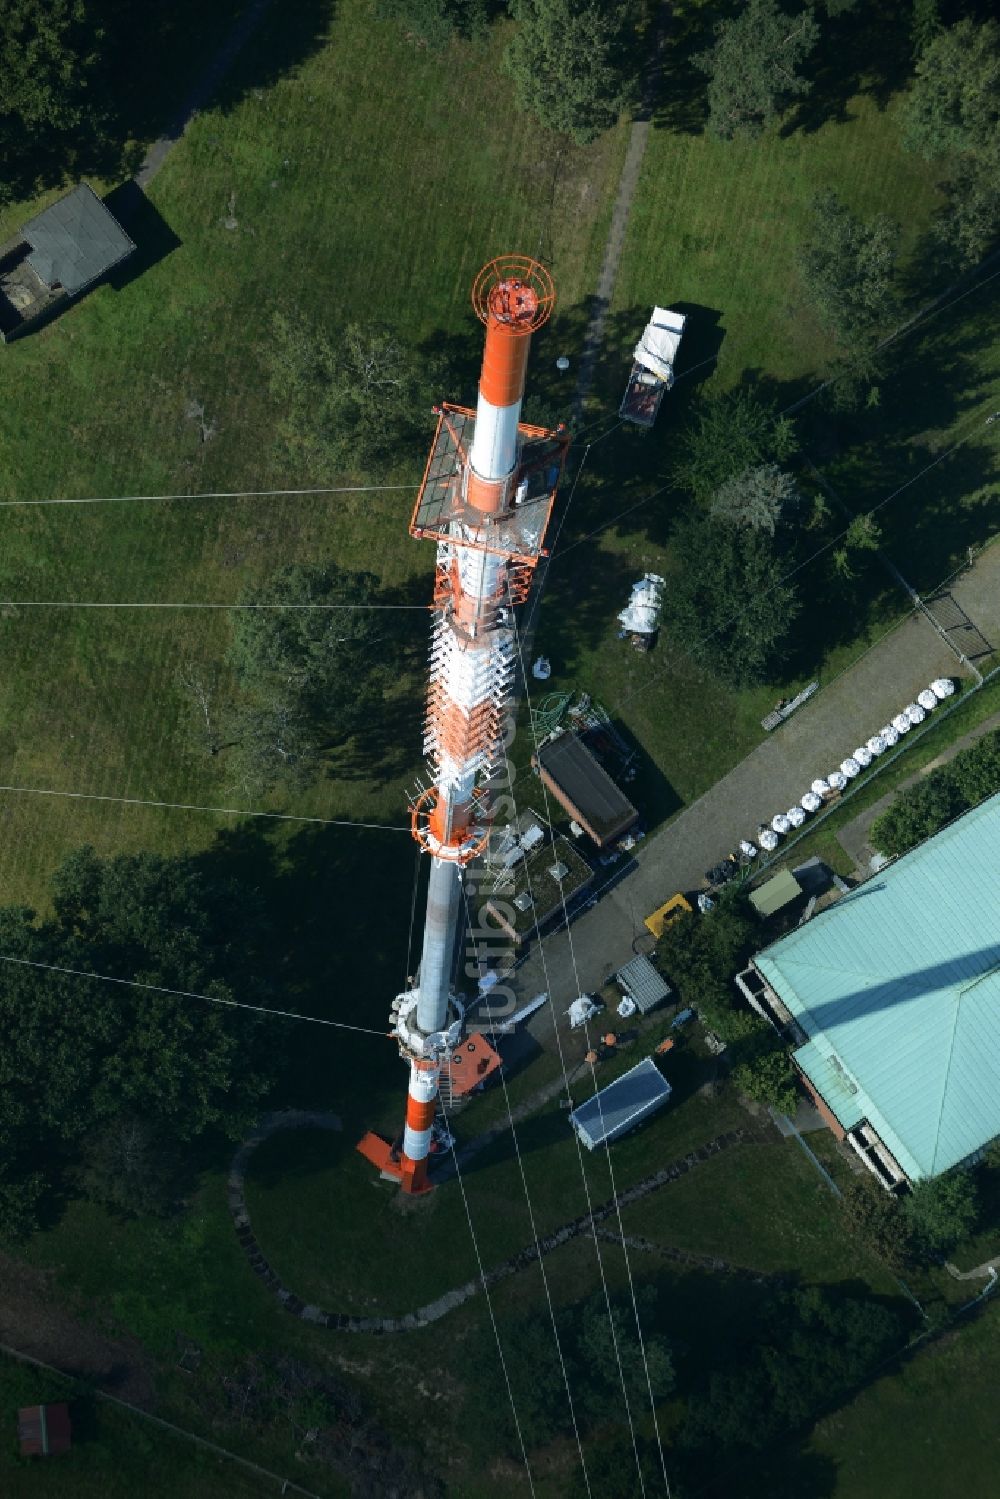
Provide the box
[229,1114,755,1333]
[595,1228,789,1285]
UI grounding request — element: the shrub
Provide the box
[730,1022,799,1113]
[870,729,1000,858]
[840,1177,916,1270]
[906,1170,980,1257]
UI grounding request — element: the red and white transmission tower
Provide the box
[358,256,569,1193]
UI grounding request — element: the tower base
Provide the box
[355,1132,434,1195]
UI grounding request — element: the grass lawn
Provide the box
[0,1354,279,1499]
[744,1299,1000,1499]
[0,0,626,910]
[245,1043,744,1316]
[620,1135,897,1292]
[615,6,941,385]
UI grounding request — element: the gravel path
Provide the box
[571,0,669,420]
[134,0,276,189]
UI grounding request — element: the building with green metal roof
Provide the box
[745,792,1000,1189]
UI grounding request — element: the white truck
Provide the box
[619,306,686,427]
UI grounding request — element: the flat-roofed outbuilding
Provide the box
[569,1057,671,1150]
[749,868,802,918]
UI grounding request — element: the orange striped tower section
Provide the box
[357,257,569,1193]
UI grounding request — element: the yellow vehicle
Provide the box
[644,892,693,940]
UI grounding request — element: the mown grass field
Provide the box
[244,1038,747,1315]
[19,1055,910,1496]
[0,0,626,911]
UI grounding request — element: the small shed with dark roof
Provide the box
[533,731,638,847]
[0,184,134,342]
[616,954,671,1014]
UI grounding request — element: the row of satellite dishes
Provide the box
[742,678,956,857]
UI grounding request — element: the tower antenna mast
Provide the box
[358,256,569,1192]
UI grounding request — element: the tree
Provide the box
[935,153,1000,266]
[266,312,439,477]
[903,20,1000,263]
[78,1113,180,1217]
[376,0,489,48]
[710,462,801,535]
[683,1366,775,1453]
[567,1433,665,1499]
[463,1313,571,1452]
[0,845,280,1237]
[177,658,231,758]
[575,1287,674,1424]
[505,0,638,144]
[682,1285,902,1456]
[906,1170,980,1256]
[798,191,900,344]
[462,1286,673,1456]
[654,891,757,1040]
[0,0,105,201]
[0,1165,45,1244]
[674,389,797,505]
[225,561,402,796]
[903,20,1000,160]
[840,1177,916,1270]
[694,0,820,140]
[831,510,882,578]
[950,731,1000,807]
[664,512,800,687]
[844,512,881,552]
[823,341,887,414]
[870,771,966,857]
[730,1022,798,1112]
[911,0,941,59]
[226,695,325,799]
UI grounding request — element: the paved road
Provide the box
[508,563,1000,1017]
